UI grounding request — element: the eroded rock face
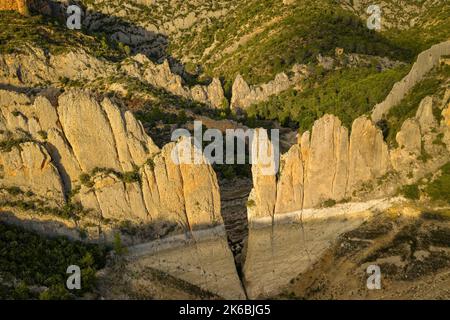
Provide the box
[274,144,304,215]
[0,88,221,236]
[191,78,226,109]
[304,115,349,208]
[0,46,113,86]
[371,40,450,121]
[230,65,309,111]
[0,141,64,203]
[247,114,391,220]
[0,47,226,109]
[244,90,450,298]
[247,129,277,219]
[416,96,437,132]
[247,88,450,221]
[347,117,390,192]
[396,119,421,154]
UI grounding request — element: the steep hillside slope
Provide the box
[278,206,450,300]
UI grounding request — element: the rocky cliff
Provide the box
[249,92,450,218]
[0,0,28,15]
[230,64,310,111]
[0,45,225,109]
[243,88,450,298]
[0,89,222,239]
[372,40,450,121]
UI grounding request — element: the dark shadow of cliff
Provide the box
[0,209,225,247]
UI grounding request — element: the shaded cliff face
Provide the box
[0,89,222,238]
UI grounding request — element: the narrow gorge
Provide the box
[0,1,449,300]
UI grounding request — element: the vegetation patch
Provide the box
[247,64,409,131]
[0,222,108,299]
[425,162,450,204]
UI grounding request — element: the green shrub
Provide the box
[401,184,420,200]
[121,170,141,184]
[322,199,337,208]
[0,222,108,299]
[247,64,409,132]
[113,233,127,256]
[3,186,24,196]
[246,199,256,208]
[425,162,450,204]
[0,137,33,152]
[386,67,446,147]
[37,130,48,140]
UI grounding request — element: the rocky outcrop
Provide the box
[247,129,277,219]
[0,46,225,109]
[191,78,226,109]
[230,65,309,111]
[391,95,450,178]
[347,117,390,192]
[247,114,393,221]
[0,141,64,203]
[0,46,114,86]
[371,40,450,121]
[248,92,450,221]
[0,87,236,300]
[253,85,450,219]
[244,91,450,298]
[0,0,28,15]
[124,54,226,108]
[0,89,222,237]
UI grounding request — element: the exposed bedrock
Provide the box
[371,40,450,121]
[0,89,222,235]
[244,93,450,298]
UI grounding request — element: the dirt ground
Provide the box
[277,206,450,300]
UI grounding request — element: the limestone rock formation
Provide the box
[371,40,450,121]
[395,119,422,154]
[304,115,349,208]
[247,114,392,221]
[244,95,450,297]
[274,144,304,215]
[191,78,226,109]
[416,96,437,132]
[0,47,225,109]
[0,88,222,238]
[247,85,450,226]
[230,65,309,111]
[0,46,114,86]
[347,116,390,192]
[0,0,29,15]
[0,141,64,203]
[247,129,277,219]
